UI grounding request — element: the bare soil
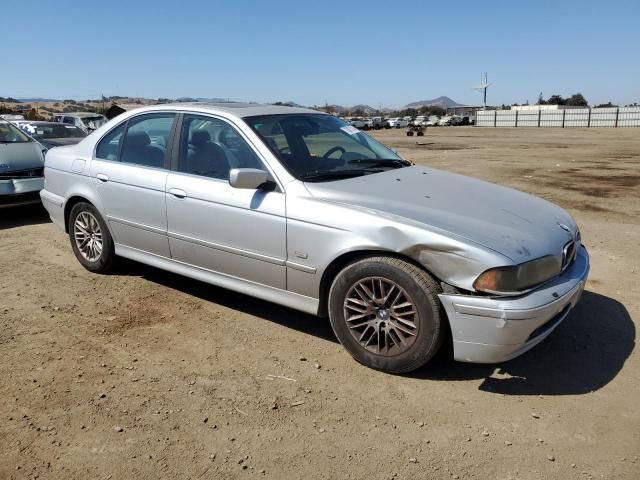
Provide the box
[1,127,638,479]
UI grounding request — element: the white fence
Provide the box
[476,107,640,128]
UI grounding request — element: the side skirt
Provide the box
[115,244,320,315]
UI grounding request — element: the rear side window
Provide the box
[120,114,175,168]
[95,122,126,161]
[62,117,75,125]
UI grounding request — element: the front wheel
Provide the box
[328,256,445,373]
[68,202,115,273]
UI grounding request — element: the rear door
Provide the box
[165,113,287,289]
[90,112,177,257]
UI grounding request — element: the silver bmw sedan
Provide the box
[40,103,589,373]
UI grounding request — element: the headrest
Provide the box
[127,131,150,147]
[190,130,210,145]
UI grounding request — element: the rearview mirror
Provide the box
[229,168,269,190]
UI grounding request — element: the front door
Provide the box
[165,113,287,289]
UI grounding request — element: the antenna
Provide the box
[473,72,493,110]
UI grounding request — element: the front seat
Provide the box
[186,130,230,179]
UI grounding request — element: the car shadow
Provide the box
[411,290,635,395]
[0,204,51,230]
[112,260,635,396]
[113,259,339,344]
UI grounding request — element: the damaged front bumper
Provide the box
[439,245,590,363]
[0,177,44,208]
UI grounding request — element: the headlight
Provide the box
[473,255,560,295]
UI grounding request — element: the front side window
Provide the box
[62,117,75,125]
[120,114,175,168]
[0,121,31,143]
[177,114,264,180]
[245,114,406,182]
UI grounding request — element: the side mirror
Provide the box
[229,168,269,190]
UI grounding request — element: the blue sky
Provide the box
[4,0,639,107]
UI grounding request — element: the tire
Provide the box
[417,131,424,136]
[406,131,413,136]
[328,256,445,373]
[68,202,115,273]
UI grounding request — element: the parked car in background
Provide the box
[53,112,107,134]
[438,116,453,126]
[387,118,409,128]
[40,103,589,373]
[371,117,389,129]
[20,121,87,150]
[362,118,375,130]
[0,114,26,123]
[347,117,367,129]
[0,118,45,208]
[425,115,440,126]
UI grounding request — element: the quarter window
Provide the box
[178,114,263,180]
[95,122,126,161]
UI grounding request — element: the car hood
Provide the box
[303,165,577,264]
[0,141,44,171]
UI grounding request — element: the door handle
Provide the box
[96,173,109,182]
[168,188,187,199]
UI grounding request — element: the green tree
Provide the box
[566,93,588,106]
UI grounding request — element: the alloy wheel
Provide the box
[73,211,103,262]
[343,276,419,356]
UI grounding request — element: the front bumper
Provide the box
[439,245,590,363]
[0,177,44,208]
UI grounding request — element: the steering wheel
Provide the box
[323,146,346,159]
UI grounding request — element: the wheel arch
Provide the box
[317,249,442,318]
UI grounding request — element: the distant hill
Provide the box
[326,104,382,115]
[404,96,464,109]
[16,97,60,103]
[175,97,230,103]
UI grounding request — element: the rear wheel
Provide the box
[328,256,445,373]
[68,202,115,273]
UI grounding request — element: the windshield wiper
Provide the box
[299,168,382,182]
[347,158,412,168]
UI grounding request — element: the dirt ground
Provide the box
[1,127,638,480]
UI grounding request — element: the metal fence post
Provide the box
[538,109,541,128]
[587,108,591,128]
[494,110,497,127]
[515,110,518,128]
[615,107,619,128]
[562,109,566,128]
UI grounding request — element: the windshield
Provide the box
[0,120,31,143]
[245,114,406,181]
[31,124,87,139]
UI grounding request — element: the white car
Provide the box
[348,118,366,128]
[387,118,409,128]
[425,116,440,126]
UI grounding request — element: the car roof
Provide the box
[24,121,67,126]
[55,112,105,118]
[120,102,324,119]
